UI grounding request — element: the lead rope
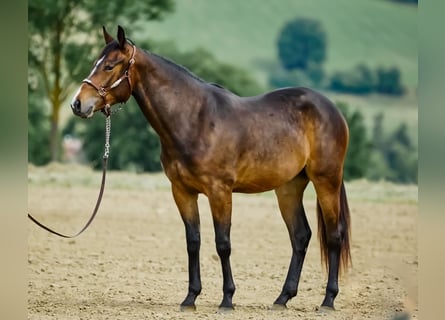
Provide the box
[28,110,112,238]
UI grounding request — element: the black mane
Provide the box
[149,51,206,84]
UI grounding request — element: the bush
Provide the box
[336,102,371,180]
[367,113,417,183]
[269,67,315,89]
[329,64,405,96]
[277,18,327,71]
[330,64,376,94]
[375,66,405,95]
[335,103,417,184]
[383,123,417,183]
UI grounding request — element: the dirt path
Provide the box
[28,165,417,319]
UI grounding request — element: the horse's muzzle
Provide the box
[71,99,93,118]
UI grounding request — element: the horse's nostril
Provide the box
[72,99,81,113]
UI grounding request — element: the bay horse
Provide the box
[70,26,351,312]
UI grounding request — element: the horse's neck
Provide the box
[132,51,207,151]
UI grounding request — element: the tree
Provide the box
[28,86,51,165]
[382,123,417,183]
[367,113,417,183]
[277,18,327,71]
[375,66,405,95]
[330,64,377,94]
[28,0,174,162]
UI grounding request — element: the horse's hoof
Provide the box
[217,306,234,313]
[180,304,196,312]
[270,303,287,311]
[317,305,335,313]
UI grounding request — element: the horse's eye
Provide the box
[104,65,114,71]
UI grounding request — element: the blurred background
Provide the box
[28,0,417,184]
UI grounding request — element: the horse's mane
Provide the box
[149,51,206,84]
[149,52,228,91]
[129,38,216,87]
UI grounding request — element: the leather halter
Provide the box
[82,45,136,115]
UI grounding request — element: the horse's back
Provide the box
[263,86,346,129]
[257,87,341,117]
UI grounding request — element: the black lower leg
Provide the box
[215,224,235,309]
[180,221,201,309]
[321,234,341,309]
[274,226,311,306]
[273,202,311,307]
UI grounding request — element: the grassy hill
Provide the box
[137,0,417,91]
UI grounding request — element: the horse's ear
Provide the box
[103,26,114,44]
[117,25,126,49]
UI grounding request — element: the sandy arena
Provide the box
[28,164,417,319]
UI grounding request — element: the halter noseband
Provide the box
[82,45,136,114]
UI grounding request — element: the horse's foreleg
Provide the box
[172,185,201,311]
[208,187,235,310]
[273,174,310,308]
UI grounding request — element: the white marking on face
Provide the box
[71,85,82,106]
[88,55,105,78]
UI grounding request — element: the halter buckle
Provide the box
[98,87,107,97]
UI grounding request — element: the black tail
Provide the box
[317,180,351,274]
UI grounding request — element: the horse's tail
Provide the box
[317,180,351,274]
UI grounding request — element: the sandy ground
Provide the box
[28,164,418,319]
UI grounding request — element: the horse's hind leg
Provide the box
[171,184,201,311]
[311,174,351,311]
[273,172,310,308]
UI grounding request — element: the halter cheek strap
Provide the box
[82,45,136,104]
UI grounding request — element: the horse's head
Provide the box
[70,26,136,118]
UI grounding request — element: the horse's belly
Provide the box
[233,162,303,193]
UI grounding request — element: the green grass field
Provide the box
[137,0,417,90]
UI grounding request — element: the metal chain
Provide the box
[102,103,126,159]
[103,114,111,159]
